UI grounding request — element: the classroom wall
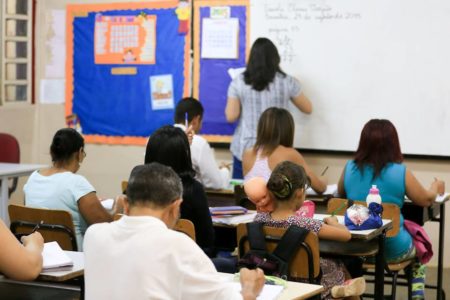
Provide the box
[0,0,448,268]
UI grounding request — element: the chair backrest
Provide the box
[0,133,20,163]
[8,204,78,251]
[0,133,20,196]
[113,213,196,241]
[327,198,400,237]
[174,218,196,241]
[236,223,321,283]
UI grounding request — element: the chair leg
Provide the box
[391,271,398,300]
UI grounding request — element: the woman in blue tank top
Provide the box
[337,119,445,299]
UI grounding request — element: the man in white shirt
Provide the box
[84,163,264,300]
[174,97,231,189]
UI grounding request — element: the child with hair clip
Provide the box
[250,161,365,300]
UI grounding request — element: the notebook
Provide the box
[42,241,74,270]
[210,206,247,216]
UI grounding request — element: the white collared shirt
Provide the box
[84,216,242,300]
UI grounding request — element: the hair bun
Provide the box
[267,174,292,199]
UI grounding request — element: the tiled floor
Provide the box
[363,266,449,299]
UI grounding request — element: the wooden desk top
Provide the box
[219,273,323,300]
[38,251,84,282]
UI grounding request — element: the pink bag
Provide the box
[295,200,315,218]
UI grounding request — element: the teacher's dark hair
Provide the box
[254,107,294,155]
[126,163,183,208]
[145,125,195,181]
[50,128,84,163]
[244,37,285,91]
[354,119,403,179]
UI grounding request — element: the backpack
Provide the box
[237,222,309,279]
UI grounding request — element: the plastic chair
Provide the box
[327,198,414,300]
[8,204,78,251]
[236,223,321,284]
[0,133,20,197]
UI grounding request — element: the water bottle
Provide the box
[366,185,382,205]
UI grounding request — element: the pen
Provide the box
[320,166,329,176]
[31,220,44,233]
[331,201,347,216]
[185,112,188,128]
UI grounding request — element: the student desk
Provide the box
[213,214,392,300]
[0,251,84,299]
[219,273,324,300]
[0,163,46,224]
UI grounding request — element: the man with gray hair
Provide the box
[84,163,264,300]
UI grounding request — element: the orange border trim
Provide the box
[66,1,189,146]
[192,0,250,143]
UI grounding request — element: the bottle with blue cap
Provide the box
[366,185,382,205]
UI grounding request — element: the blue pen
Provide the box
[185,112,188,128]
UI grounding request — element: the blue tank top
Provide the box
[343,160,412,261]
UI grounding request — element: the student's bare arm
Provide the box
[225,97,241,122]
[405,169,445,207]
[78,192,114,224]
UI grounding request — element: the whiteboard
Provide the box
[250,0,450,156]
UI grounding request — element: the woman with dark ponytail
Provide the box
[253,161,365,299]
[24,128,123,250]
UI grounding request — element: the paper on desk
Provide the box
[230,282,284,300]
[212,212,257,225]
[101,198,115,210]
[42,242,73,270]
[306,184,338,196]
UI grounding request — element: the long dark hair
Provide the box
[244,38,285,91]
[254,107,294,155]
[267,161,310,201]
[144,125,195,182]
[50,128,84,163]
[354,119,403,178]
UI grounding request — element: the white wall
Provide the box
[0,0,448,267]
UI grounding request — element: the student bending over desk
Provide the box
[0,219,43,281]
[84,163,264,300]
[255,161,365,300]
[242,107,326,194]
[23,128,124,250]
[145,125,215,256]
[338,119,445,300]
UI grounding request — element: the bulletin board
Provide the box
[66,1,190,145]
[193,0,249,143]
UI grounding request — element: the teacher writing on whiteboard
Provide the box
[225,37,312,179]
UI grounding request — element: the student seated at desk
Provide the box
[145,125,215,256]
[174,97,231,190]
[242,107,327,211]
[0,219,43,281]
[337,119,445,300]
[23,128,124,250]
[255,161,365,300]
[84,163,265,300]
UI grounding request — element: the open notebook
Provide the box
[42,241,74,270]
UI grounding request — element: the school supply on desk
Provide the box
[344,203,383,230]
[42,241,74,270]
[100,198,114,210]
[436,193,450,203]
[212,211,256,226]
[232,273,285,300]
[210,206,247,216]
[306,184,338,197]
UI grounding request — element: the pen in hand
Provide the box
[31,220,44,233]
[320,166,329,176]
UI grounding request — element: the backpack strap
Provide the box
[272,225,309,263]
[246,222,266,251]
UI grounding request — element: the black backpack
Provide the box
[237,222,309,279]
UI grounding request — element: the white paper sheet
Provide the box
[201,18,239,59]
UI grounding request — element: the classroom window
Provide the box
[0,0,33,105]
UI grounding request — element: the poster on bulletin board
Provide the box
[66,1,191,145]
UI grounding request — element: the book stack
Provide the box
[210,206,247,216]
